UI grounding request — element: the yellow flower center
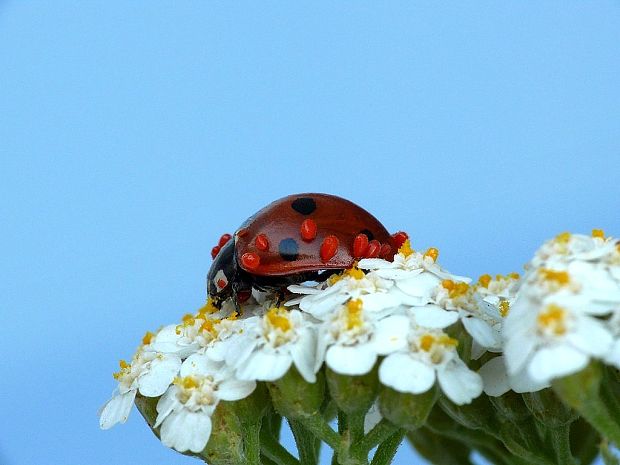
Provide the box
[197,298,219,318]
[555,232,572,244]
[508,272,520,280]
[142,331,154,346]
[266,307,292,332]
[539,268,570,286]
[398,239,414,257]
[344,265,365,280]
[499,300,510,317]
[478,274,492,288]
[423,247,439,262]
[537,304,567,335]
[592,229,605,239]
[345,299,364,330]
[112,359,131,380]
[419,333,458,352]
[442,279,470,298]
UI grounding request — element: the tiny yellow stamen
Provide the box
[537,304,567,335]
[592,229,605,239]
[539,268,570,286]
[508,272,520,280]
[442,279,455,291]
[398,239,414,257]
[345,299,364,330]
[199,319,219,336]
[228,311,239,321]
[419,333,458,351]
[174,376,200,390]
[119,359,130,369]
[328,273,343,285]
[344,266,365,280]
[478,274,492,288]
[197,298,219,317]
[142,331,155,346]
[182,313,195,326]
[266,307,291,332]
[555,232,571,244]
[423,247,439,262]
[113,359,130,380]
[499,300,510,317]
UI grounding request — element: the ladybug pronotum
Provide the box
[207,193,407,307]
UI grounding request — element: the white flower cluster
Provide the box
[481,231,620,396]
[99,231,620,455]
[99,239,498,453]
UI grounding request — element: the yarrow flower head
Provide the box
[154,354,255,453]
[99,332,181,429]
[503,231,620,386]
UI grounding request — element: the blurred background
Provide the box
[1,2,619,464]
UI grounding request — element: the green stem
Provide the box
[549,424,576,465]
[243,421,262,465]
[370,430,405,465]
[348,412,366,444]
[260,429,300,465]
[289,419,318,465]
[296,413,341,451]
[351,419,399,456]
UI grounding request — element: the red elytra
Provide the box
[232,193,398,276]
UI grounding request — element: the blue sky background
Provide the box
[1,2,619,464]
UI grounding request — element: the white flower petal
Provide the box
[437,359,483,405]
[99,390,136,429]
[478,356,510,397]
[567,316,613,357]
[326,344,377,376]
[160,409,212,453]
[358,258,396,270]
[461,316,501,350]
[372,315,410,355]
[396,273,440,297]
[218,379,257,401]
[181,353,223,377]
[410,305,459,329]
[138,355,181,397]
[528,345,589,383]
[379,353,435,394]
[236,350,292,382]
[290,328,318,383]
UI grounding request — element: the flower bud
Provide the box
[202,401,246,465]
[552,361,603,410]
[134,394,245,465]
[267,367,325,419]
[522,388,578,428]
[229,382,270,427]
[379,386,438,431]
[326,365,378,415]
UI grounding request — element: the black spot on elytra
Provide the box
[279,238,299,261]
[291,197,317,215]
[359,229,374,241]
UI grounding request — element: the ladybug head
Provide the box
[207,238,237,306]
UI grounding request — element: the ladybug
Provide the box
[207,193,408,307]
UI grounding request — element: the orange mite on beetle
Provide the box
[206,193,408,308]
